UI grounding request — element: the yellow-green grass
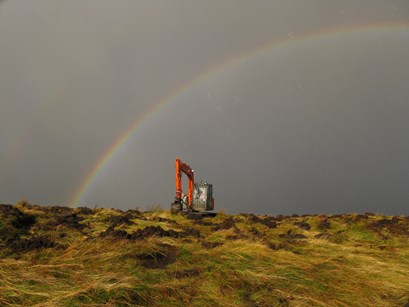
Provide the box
[0,201,408,306]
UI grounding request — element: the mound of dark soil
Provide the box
[125,209,143,218]
[0,204,35,230]
[50,212,88,231]
[194,220,216,227]
[74,207,94,215]
[0,205,36,242]
[259,217,277,229]
[99,226,129,240]
[100,225,201,240]
[0,204,19,215]
[6,236,64,252]
[295,221,311,230]
[246,214,277,229]
[11,212,35,230]
[369,217,409,236]
[49,206,73,214]
[136,244,177,269]
[275,215,289,221]
[279,230,306,240]
[374,218,399,226]
[104,214,134,226]
[213,217,236,230]
[266,242,284,250]
[181,227,201,238]
[150,216,178,224]
[226,234,248,240]
[354,214,369,221]
[249,227,262,237]
[131,226,180,239]
[318,219,331,230]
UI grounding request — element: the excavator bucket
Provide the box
[170,202,182,214]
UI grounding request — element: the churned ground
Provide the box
[1,201,409,306]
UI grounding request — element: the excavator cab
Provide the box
[171,158,215,215]
[192,182,214,211]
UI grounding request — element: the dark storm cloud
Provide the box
[1,0,409,214]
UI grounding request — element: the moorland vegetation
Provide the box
[1,201,409,306]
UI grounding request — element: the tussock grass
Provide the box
[1,202,409,306]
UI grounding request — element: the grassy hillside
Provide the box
[1,201,409,306]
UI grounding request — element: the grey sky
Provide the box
[1,1,409,214]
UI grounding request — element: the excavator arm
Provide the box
[174,157,194,209]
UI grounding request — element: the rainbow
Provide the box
[68,22,409,207]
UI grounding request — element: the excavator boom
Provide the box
[175,157,194,208]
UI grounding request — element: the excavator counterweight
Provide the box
[171,157,215,216]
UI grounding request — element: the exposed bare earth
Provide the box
[1,201,409,306]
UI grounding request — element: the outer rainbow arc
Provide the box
[68,22,409,208]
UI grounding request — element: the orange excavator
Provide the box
[170,157,215,215]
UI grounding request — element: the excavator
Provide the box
[170,157,215,216]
